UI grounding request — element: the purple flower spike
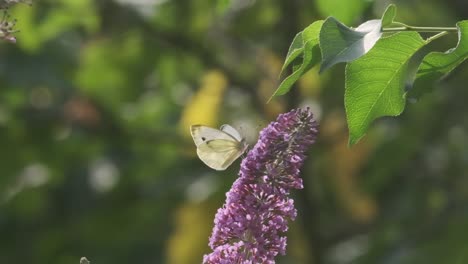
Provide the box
[203,108,318,264]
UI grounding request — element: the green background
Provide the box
[1,0,468,263]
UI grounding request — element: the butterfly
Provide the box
[190,124,248,171]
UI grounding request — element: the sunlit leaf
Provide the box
[345,32,426,145]
[279,32,304,78]
[381,4,397,27]
[271,43,320,100]
[271,21,323,100]
[279,21,324,78]
[319,17,383,72]
[410,20,468,97]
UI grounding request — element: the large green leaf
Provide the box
[270,21,323,100]
[410,20,468,97]
[319,17,383,72]
[345,32,426,145]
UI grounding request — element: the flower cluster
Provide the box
[0,0,32,43]
[0,12,17,43]
[0,0,31,9]
[203,108,318,263]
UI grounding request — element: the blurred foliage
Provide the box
[316,0,369,25]
[0,0,467,263]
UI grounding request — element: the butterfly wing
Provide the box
[190,125,237,146]
[196,139,246,170]
[220,124,243,142]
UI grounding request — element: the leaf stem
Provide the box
[426,31,450,42]
[382,26,457,33]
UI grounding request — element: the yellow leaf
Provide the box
[179,70,228,138]
[166,201,217,264]
[322,111,378,223]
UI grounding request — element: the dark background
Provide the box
[1,0,468,263]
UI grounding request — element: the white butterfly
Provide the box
[190,124,248,171]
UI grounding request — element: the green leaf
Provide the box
[315,0,368,25]
[302,20,325,40]
[381,4,397,27]
[410,20,468,97]
[345,32,426,145]
[279,21,324,77]
[403,45,434,94]
[279,32,304,78]
[270,43,321,101]
[271,21,323,100]
[319,17,383,72]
